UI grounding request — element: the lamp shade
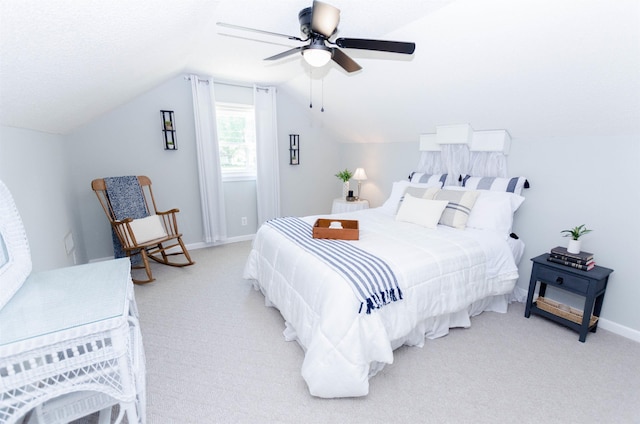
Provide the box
[353,168,368,180]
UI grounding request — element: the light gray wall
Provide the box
[0,126,78,271]
[508,135,640,334]
[2,78,638,338]
[61,76,344,260]
[340,135,640,337]
[66,75,203,262]
[277,87,342,217]
[224,181,257,236]
[340,141,420,207]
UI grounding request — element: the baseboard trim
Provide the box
[90,238,640,344]
[597,318,640,343]
[185,234,254,251]
[89,235,255,263]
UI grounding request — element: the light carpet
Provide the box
[83,241,640,423]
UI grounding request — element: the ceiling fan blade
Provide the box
[311,1,340,38]
[331,48,362,73]
[265,46,304,61]
[217,22,305,42]
[335,38,416,54]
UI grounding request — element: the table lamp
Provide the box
[353,168,368,200]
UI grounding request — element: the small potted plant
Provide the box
[335,169,353,198]
[561,224,592,254]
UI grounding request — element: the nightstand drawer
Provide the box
[535,266,590,294]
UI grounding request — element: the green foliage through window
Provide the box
[216,103,257,175]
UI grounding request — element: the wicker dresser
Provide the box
[0,258,145,424]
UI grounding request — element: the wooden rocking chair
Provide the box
[91,175,195,284]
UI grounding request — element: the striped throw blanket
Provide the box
[266,217,402,314]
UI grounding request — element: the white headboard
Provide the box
[419,124,511,154]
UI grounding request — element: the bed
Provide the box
[243,178,526,398]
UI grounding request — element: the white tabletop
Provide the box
[0,258,130,346]
[331,198,369,214]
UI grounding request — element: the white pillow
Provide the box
[129,215,168,244]
[404,186,440,200]
[395,194,449,229]
[444,186,525,213]
[443,186,525,237]
[380,180,443,215]
[461,175,528,196]
[408,172,448,187]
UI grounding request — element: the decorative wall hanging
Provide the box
[161,110,177,150]
[289,134,300,165]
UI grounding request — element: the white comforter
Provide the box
[243,208,519,398]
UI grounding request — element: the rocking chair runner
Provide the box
[91,175,195,284]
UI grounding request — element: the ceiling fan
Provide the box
[217,0,416,73]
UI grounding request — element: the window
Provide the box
[216,102,257,179]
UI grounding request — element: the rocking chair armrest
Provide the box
[155,210,180,235]
[110,219,138,248]
[112,218,135,234]
[156,209,180,215]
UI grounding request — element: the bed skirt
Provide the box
[272,289,514,380]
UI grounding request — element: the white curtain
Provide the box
[440,144,470,186]
[190,75,227,243]
[254,85,281,225]
[419,146,508,184]
[468,151,508,177]
[416,151,443,174]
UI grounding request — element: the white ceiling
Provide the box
[1,0,639,141]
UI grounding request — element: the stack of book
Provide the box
[548,246,595,271]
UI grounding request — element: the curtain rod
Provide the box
[183,76,269,91]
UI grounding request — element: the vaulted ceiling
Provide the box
[1,0,638,141]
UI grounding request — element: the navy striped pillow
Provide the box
[461,176,527,195]
[408,172,448,188]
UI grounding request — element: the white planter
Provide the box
[567,239,581,254]
[342,181,350,198]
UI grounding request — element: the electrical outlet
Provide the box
[241,217,248,226]
[64,231,75,255]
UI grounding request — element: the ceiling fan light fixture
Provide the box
[219,0,416,74]
[302,45,332,67]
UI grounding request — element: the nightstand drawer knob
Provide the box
[556,277,564,284]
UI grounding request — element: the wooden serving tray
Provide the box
[312,219,359,240]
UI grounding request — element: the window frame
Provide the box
[215,102,257,181]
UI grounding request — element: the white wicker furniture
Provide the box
[0,181,32,310]
[0,180,145,423]
[0,258,146,424]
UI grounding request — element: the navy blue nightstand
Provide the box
[524,254,614,342]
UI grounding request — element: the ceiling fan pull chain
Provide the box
[309,69,313,109]
[321,78,325,112]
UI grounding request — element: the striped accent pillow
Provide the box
[408,172,448,188]
[461,175,527,195]
[433,189,480,229]
[402,186,439,201]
